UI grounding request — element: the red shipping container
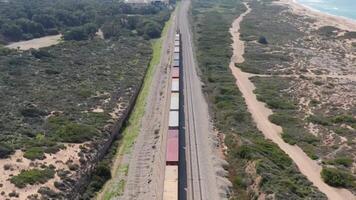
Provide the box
[172,67,179,78]
[166,129,179,165]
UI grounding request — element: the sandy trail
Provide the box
[246,73,356,81]
[5,35,62,50]
[229,3,355,200]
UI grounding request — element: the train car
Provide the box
[163,165,178,200]
[163,31,181,200]
[172,67,179,78]
[174,40,180,47]
[168,110,179,129]
[170,92,179,110]
[173,52,180,61]
[171,78,179,92]
[175,33,180,41]
[166,129,179,165]
[173,60,179,68]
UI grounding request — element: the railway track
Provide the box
[183,46,204,200]
[162,1,220,199]
[179,0,204,199]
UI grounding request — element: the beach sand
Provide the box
[277,0,356,31]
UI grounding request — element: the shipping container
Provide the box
[173,60,179,67]
[170,92,179,110]
[166,129,179,165]
[174,40,180,47]
[171,78,179,92]
[175,33,180,40]
[172,67,179,78]
[173,52,179,61]
[174,46,180,53]
[169,111,179,128]
[163,166,178,200]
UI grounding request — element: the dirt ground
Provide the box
[0,144,82,199]
[228,2,355,200]
[5,35,62,50]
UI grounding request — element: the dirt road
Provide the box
[5,35,61,50]
[118,10,177,200]
[179,0,230,199]
[229,3,355,200]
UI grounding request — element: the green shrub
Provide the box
[308,115,331,126]
[316,26,339,37]
[321,167,354,187]
[0,143,14,158]
[24,147,46,160]
[327,157,353,168]
[10,167,55,188]
[282,132,297,145]
[331,115,356,124]
[55,123,98,143]
[269,113,298,126]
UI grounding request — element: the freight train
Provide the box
[163,32,181,200]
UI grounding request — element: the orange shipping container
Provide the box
[163,166,178,200]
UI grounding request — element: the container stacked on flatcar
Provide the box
[163,32,181,200]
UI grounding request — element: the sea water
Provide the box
[296,0,356,20]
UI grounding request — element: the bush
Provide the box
[23,147,46,160]
[63,27,89,41]
[143,21,161,39]
[321,167,354,187]
[30,49,52,59]
[327,157,353,168]
[308,115,331,126]
[258,36,268,44]
[0,143,14,158]
[331,115,355,124]
[10,168,55,188]
[55,123,99,143]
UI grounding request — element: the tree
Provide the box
[63,27,88,41]
[15,18,44,37]
[143,21,161,39]
[32,14,56,29]
[83,23,98,39]
[126,16,139,30]
[101,20,122,39]
[0,23,23,41]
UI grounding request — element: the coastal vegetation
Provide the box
[10,166,56,188]
[237,0,356,193]
[191,0,326,198]
[251,76,320,160]
[0,0,172,199]
[96,11,174,200]
[0,0,170,44]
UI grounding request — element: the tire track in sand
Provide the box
[228,3,355,200]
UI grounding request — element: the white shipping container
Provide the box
[163,166,178,200]
[174,46,180,53]
[173,52,179,61]
[174,41,180,46]
[173,60,179,67]
[171,78,179,92]
[170,93,179,110]
[169,111,179,128]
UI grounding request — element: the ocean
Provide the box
[296,0,356,21]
